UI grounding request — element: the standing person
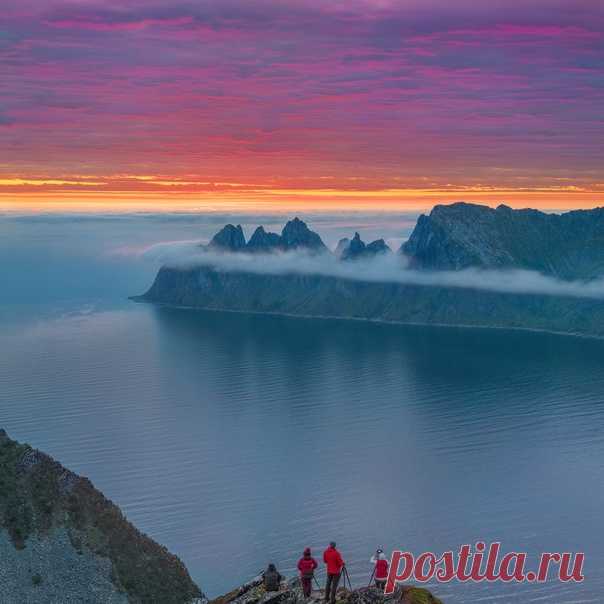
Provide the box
[370,549,389,590]
[263,563,282,592]
[297,547,318,598]
[323,541,345,604]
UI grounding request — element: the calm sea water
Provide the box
[0,213,603,602]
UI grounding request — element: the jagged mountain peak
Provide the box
[366,238,391,255]
[206,218,329,254]
[335,237,350,257]
[340,233,391,261]
[341,232,366,260]
[280,217,327,252]
[246,225,281,252]
[209,224,246,251]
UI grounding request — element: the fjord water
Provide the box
[1,214,603,603]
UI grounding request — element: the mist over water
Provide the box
[1,212,603,603]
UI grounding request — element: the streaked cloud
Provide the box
[0,178,105,186]
[1,0,603,209]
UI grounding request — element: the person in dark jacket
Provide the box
[323,542,345,604]
[370,549,389,590]
[297,547,318,598]
[263,563,282,592]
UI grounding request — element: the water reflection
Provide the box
[1,304,603,602]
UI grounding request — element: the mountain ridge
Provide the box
[134,203,604,338]
[402,202,604,279]
[207,217,328,254]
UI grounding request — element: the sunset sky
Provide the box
[2,0,603,212]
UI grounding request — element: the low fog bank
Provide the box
[2,211,416,250]
[135,241,604,300]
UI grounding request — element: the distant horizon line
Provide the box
[1,193,603,215]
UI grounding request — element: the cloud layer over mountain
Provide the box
[136,240,604,300]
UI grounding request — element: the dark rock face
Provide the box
[0,431,204,604]
[402,202,604,279]
[341,233,391,261]
[247,226,282,253]
[280,217,327,253]
[206,218,327,255]
[366,239,391,256]
[335,238,351,257]
[209,224,247,252]
[342,232,366,259]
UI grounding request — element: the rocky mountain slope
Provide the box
[208,218,328,254]
[134,204,604,337]
[402,203,604,278]
[337,233,391,261]
[0,430,203,604]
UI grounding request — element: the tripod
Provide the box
[341,566,353,591]
[367,566,375,588]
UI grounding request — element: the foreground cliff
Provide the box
[134,205,604,338]
[0,430,203,604]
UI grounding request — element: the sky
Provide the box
[1,0,603,212]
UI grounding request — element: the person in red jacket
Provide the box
[370,549,389,590]
[323,541,345,604]
[297,547,318,598]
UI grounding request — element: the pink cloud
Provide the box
[1,0,602,193]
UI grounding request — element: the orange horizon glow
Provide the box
[1,178,603,214]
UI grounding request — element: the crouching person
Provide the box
[263,563,283,592]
